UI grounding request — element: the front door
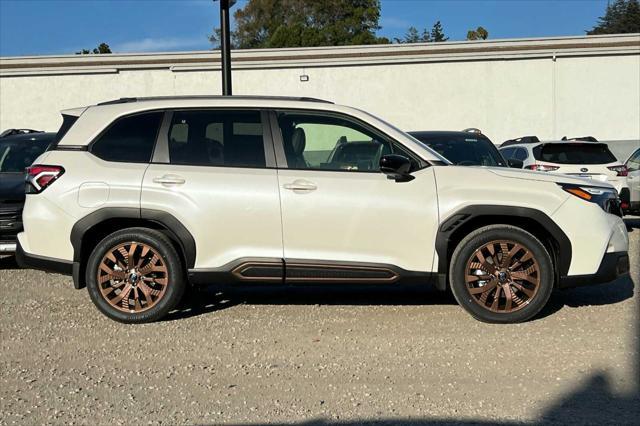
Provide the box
[271,110,439,283]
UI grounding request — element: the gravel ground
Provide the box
[1,219,638,426]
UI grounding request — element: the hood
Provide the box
[487,167,615,189]
[0,173,26,203]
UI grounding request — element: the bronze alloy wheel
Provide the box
[97,242,169,313]
[464,240,541,313]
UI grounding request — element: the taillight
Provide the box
[525,164,559,172]
[26,165,65,194]
[607,165,628,177]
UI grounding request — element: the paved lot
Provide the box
[1,219,638,425]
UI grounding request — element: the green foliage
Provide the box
[211,0,389,49]
[466,26,489,40]
[394,21,449,44]
[430,20,448,42]
[394,26,430,43]
[76,43,112,55]
[587,0,640,34]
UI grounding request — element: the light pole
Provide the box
[214,0,235,95]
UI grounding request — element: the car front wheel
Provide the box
[449,225,554,323]
[86,228,186,323]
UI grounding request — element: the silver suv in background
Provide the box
[499,136,630,211]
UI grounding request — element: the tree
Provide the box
[210,0,389,49]
[430,21,449,42]
[466,26,489,40]
[394,26,430,43]
[587,0,640,34]
[76,43,112,55]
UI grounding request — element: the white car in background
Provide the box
[625,147,640,214]
[499,137,630,211]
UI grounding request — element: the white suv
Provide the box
[17,96,630,324]
[499,138,631,210]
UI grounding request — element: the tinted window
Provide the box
[0,137,52,172]
[533,143,617,165]
[92,112,162,163]
[514,148,529,161]
[413,133,506,167]
[277,112,415,172]
[500,147,516,160]
[168,110,266,168]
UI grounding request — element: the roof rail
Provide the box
[500,135,540,148]
[97,95,333,106]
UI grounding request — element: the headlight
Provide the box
[559,183,622,216]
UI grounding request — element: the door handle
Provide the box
[153,174,186,185]
[283,180,317,191]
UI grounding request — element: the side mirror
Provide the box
[508,159,524,169]
[380,154,414,182]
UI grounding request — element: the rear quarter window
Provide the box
[91,112,163,163]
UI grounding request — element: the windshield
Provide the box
[533,143,617,165]
[411,133,506,167]
[0,138,51,173]
[352,108,451,164]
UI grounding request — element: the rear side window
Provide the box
[514,148,529,161]
[91,112,163,163]
[167,110,266,168]
[533,143,617,165]
[500,147,516,159]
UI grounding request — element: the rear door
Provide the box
[141,109,283,273]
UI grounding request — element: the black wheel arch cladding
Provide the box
[435,205,572,280]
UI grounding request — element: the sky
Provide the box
[0,0,610,57]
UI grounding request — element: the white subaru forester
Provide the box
[17,96,630,324]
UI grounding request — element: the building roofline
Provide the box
[1,34,638,77]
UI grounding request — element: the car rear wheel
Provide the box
[86,228,186,323]
[449,225,554,323]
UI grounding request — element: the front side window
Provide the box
[167,110,266,168]
[277,112,413,172]
[91,112,163,163]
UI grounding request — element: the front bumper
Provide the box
[559,251,630,289]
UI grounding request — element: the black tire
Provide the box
[86,227,186,324]
[449,225,554,324]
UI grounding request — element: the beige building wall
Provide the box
[1,34,639,150]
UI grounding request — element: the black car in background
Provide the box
[409,130,521,168]
[0,132,54,254]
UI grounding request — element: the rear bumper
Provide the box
[559,251,630,289]
[15,240,73,276]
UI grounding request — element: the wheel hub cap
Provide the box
[464,240,541,314]
[97,242,169,313]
